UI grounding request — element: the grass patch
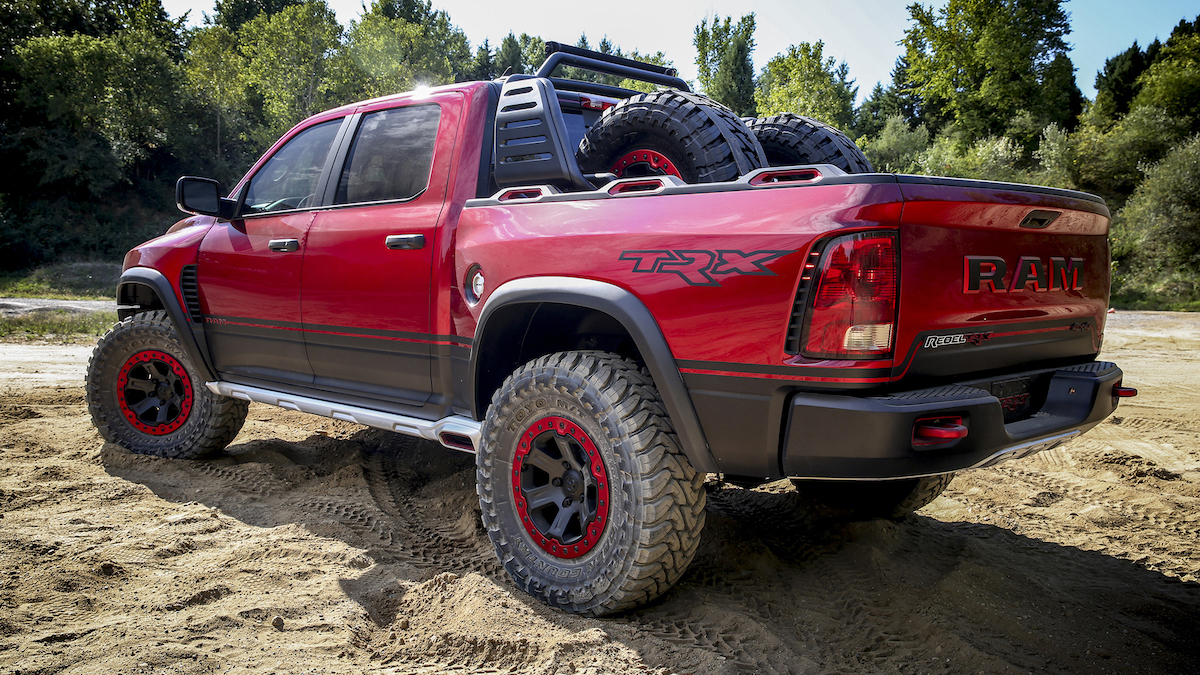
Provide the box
[0,309,118,341]
[0,262,121,300]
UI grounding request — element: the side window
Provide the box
[335,105,441,205]
[243,119,341,215]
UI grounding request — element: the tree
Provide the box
[693,13,755,95]
[518,33,544,73]
[468,38,495,80]
[185,25,247,160]
[211,0,303,32]
[1132,33,1200,131]
[240,1,343,140]
[755,41,856,129]
[1095,40,1161,118]
[345,0,456,98]
[495,32,522,75]
[902,0,1073,143]
[709,33,754,115]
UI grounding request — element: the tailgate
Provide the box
[894,176,1111,383]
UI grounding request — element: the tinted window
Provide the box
[244,119,341,214]
[335,105,440,205]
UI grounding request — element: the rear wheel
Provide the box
[746,113,873,173]
[792,474,954,520]
[576,90,765,183]
[86,310,248,459]
[477,351,706,615]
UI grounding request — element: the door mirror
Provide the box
[176,176,237,219]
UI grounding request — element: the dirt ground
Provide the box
[2,312,1198,675]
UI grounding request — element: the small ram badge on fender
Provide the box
[964,255,1084,293]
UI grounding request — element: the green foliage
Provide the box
[212,0,304,32]
[709,33,755,115]
[1110,134,1200,306]
[1071,106,1191,204]
[693,13,755,95]
[755,41,855,129]
[915,134,1024,182]
[239,1,343,141]
[495,32,523,75]
[1131,33,1200,130]
[1095,40,1161,117]
[346,9,453,97]
[903,0,1074,144]
[0,309,120,340]
[0,262,121,299]
[858,116,929,173]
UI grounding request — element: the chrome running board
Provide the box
[206,381,481,453]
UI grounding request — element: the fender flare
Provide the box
[118,267,218,383]
[469,276,717,473]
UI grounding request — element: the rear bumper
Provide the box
[782,361,1123,480]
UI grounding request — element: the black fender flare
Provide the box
[468,276,717,473]
[118,267,217,383]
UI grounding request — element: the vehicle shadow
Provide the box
[101,426,1200,675]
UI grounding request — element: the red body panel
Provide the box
[455,182,905,383]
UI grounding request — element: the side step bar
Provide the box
[206,381,482,453]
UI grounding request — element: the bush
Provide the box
[860,116,929,172]
[1110,134,1200,307]
[915,134,1024,182]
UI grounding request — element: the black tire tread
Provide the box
[747,113,873,173]
[478,350,705,615]
[885,473,954,518]
[576,90,765,183]
[86,310,248,459]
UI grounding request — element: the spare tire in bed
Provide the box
[746,113,873,173]
[576,90,766,184]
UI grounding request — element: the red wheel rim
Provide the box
[610,148,682,179]
[512,416,610,559]
[116,350,193,435]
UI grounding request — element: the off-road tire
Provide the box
[478,350,706,615]
[792,474,954,520]
[86,310,248,459]
[576,90,766,183]
[746,113,874,173]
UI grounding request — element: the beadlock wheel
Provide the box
[116,349,194,435]
[512,416,610,559]
[86,310,249,459]
[478,351,706,615]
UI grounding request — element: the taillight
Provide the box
[802,232,898,358]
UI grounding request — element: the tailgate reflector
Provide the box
[802,232,898,358]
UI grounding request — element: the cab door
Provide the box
[197,117,345,385]
[301,96,457,405]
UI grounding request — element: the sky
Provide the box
[161,0,1198,103]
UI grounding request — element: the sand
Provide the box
[1,311,1198,674]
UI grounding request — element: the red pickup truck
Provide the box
[86,44,1131,615]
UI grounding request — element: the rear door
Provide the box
[197,117,346,385]
[300,95,457,405]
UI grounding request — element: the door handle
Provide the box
[268,239,299,253]
[385,234,425,250]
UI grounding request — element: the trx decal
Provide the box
[620,249,793,287]
[964,255,1085,293]
[923,331,993,349]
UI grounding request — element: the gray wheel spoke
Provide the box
[545,504,576,539]
[525,449,562,476]
[524,484,560,510]
[147,361,169,379]
[126,378,156,392]
[553,436,579,468]
[131,397,158,415]
[154,404,170,424]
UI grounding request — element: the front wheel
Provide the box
[86,310,248,459]
[477,351,706,615]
